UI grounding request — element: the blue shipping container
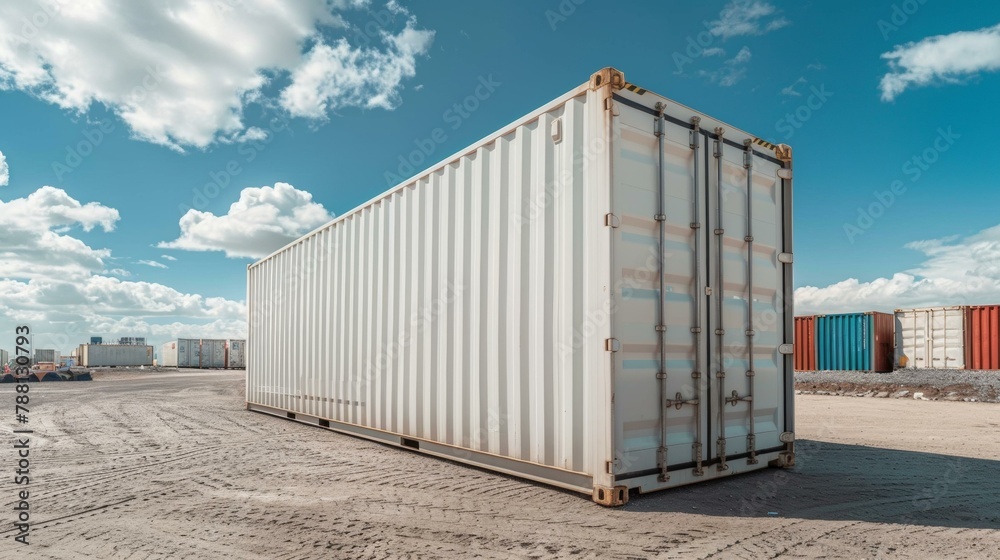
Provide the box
[815,312,894,372]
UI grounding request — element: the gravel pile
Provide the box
[794,368,1000,403]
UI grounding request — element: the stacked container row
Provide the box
[813,312,894,372]
[160,339,246,368]
[893,305,1000,370]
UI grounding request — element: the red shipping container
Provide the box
[794,316,817,371]
[965,305,1000,370]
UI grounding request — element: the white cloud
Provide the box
[796,223,1000,314]
[702,47,726,57]
[0,185,247,352]
[280,21,435,118]
[700,47,752,86]
[880,23,1000,101]
[139,260,168,269]
[0,186,120,279]
[160,255,177,261]
[728,46,752,65]
[0,276,247,352]
[0,149,8,186]
[708,0,789,40]
[781,77,808,97]
[0,1,433,150]
[158,182,335,259]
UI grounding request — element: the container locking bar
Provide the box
[743,138,758,465]
[655,103,670,483]
[689,116,704,476]
[713,127,728,473]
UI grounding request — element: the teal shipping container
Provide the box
[815,312,894,372]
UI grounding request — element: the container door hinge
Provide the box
[604,98,620,115]
[779,431,795,443]
[656,448,669,482]
[778,344,794,355]
[605,338,621,352]
[746,434,758,465]
[605,213,620,228]
[778,252,793,264]
[777,168,792,180]
[606,458,621,474]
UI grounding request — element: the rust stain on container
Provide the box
[965,305,1000,370]
[794,316,816,371]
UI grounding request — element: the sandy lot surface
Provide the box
[1,370,998,559]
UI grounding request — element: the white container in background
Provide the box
[894,306,965,369]
[161,339,199,367]
[200,339,227,368]
[246,68,795,505]
[227,340,246,369]
[77,344,153,367]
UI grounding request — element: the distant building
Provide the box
[118,337,147,346]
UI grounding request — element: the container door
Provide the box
[704,130,788,470]
[610,91,789,483]
[611,97,709,481]
[914,310,930,368]
[931,307,965,369]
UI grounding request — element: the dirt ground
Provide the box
[2,370,998,559]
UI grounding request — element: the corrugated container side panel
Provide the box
[247,88,605,481]
[816,313,891,372]
[79,345,153,367]
[965,305,1000,369]
[794,316,816,371]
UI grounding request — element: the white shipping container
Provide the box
[201,339,227,368]
[78,344,153,367]
[894,306,965,369]
[33,349,56,365]
[227,340,246,369]
[246,68,795,505]
[161,339,200,368]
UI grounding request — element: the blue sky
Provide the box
[1,0,999,354]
